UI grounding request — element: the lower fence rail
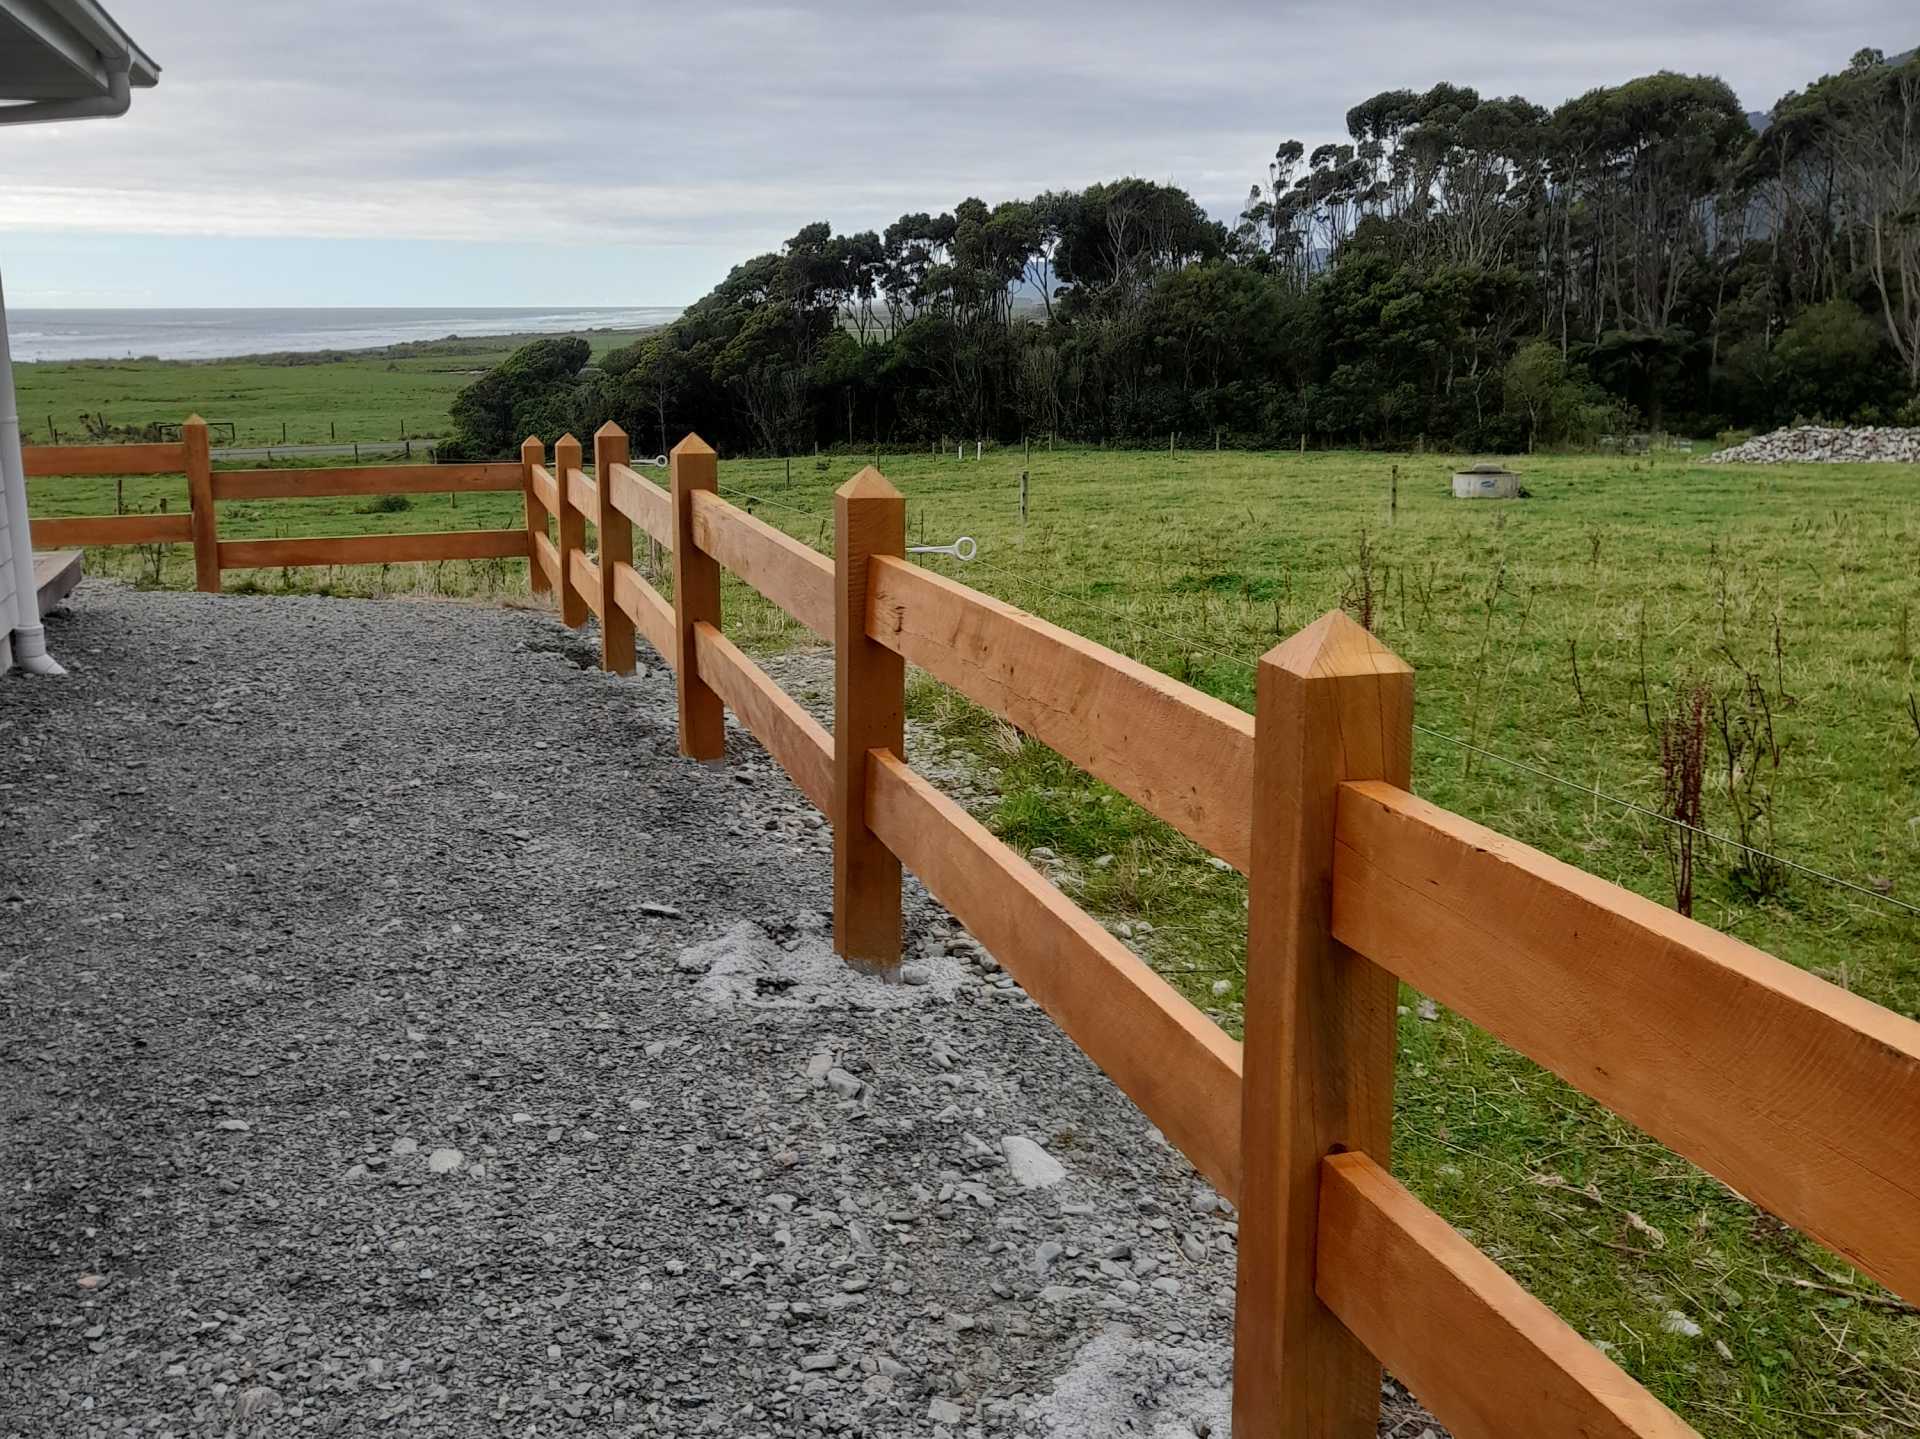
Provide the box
[1317,1153,1700,1439]
[30,513,194,547]
[218,529,529,569]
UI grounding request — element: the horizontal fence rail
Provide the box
[23,441,187,477]
[213,463,522,501]
[1332,780,1920,1304]
[866,554,1256,870]
[26,420,1919,1439]
[29,512,195,548]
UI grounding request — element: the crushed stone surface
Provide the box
[2,582,1438,1437]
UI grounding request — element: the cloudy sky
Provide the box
[1,1,1907,308]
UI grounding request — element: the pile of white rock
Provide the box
[1708,425,1920,463]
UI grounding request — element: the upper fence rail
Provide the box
[25,420,1919,1439]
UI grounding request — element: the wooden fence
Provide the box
[24,415,527,589]
[27,422,1920,1437]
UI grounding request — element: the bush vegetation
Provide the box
[440,50,1919,460]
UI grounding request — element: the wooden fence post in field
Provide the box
[521,435,549,595]
[183,415,220,593]
[1233,610,1413,1438]
[833,467,906,969]
[554,433,587,628]
[670,434,724,759]
[594,422,635,674]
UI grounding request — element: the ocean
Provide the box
[7,306,682,364]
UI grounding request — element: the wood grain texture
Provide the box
[1333,780,1920,1306]
[834,469,907,969]
[23,441,185,477]
[866,555,1255,870]
[568,549,604,620]
[180,416,221,593]
[670,435,726,759]
[520,437,550,595]
[593,424,636,673]
[1317,1153,1700,1439]
[1234,610,1413,1439]
[867,750,1244,1196]
[30,513,194,547]
[690,489,834,639]
[553,435,588,628]
[694,620,833,811]
[612,561,676,666]
[213,464,523,500]
[532,531,562,591]
[607,462,672,548]
[530,463,560,519]
[566,464,598,521]
[217,529,530,569]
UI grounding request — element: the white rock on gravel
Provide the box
[688,920,963,1010]
[1026,1326,1232,1438]
[1001,1134,1067,1188]
[427,1148,463,1174]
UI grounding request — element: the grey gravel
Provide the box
[1,582,1441,1437]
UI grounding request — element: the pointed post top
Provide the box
[520,434,544,457]
[184,413,206,427]
[671,432,715,459]
[594,419,626,440]
[1264,608,1410,681]
[555,432,580,450]
[837,465,901,501]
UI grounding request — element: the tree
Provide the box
[1773,298,1902,419]
[445,336,591,457]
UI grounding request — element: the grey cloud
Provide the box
[3,0,1909,255]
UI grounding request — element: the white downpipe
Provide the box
[1,264,64,675]
[0,67,131,127]
[0,63,135,676]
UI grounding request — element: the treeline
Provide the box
[441,47,1920,460]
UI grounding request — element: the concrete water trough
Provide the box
[1451,462,1521,498]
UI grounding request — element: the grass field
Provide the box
[27,433,1920,1435]
[13,329,647,448]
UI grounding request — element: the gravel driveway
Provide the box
[2,583,1431,1438]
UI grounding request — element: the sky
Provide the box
[0,1,1908,309]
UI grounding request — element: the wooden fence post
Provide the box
[832,467,906,970]
[594,422,634,674]
[183,414,220,593]
[670,433,724,759]
[554,433,586,628]
[521,434,549,595]
[1233,610,1413,1438]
